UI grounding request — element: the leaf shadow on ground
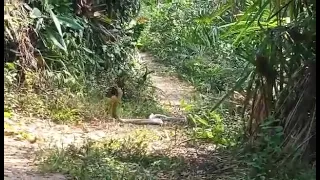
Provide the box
[37,133,240,180]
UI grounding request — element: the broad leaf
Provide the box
[46,29,67,52]
[49,8,63,37]
[57,16,84,30]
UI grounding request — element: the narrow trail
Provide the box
[139,52,197,116]
[4,53,222,180]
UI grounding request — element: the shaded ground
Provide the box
[4,53,230,179]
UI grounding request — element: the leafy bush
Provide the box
[237,118,316,180]
[5,63,165,124]
[139,1,247,94]
[4,0,163,123]
[139,1,316,180]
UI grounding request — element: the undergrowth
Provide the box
[230,118,316,180]
[37,131,186,180]
[36,117,315,180]
[4,0,316,179]
[4,0,165,124]
[138,1,316,180]
[139,1,247,94]
[5,62,166,124]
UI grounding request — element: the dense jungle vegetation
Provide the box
[4,0,316,179]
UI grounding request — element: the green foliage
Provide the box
[4,0,157,123]
[190,111,228,145]
[140,1,316,179]
[4,0,316,179]
[139,1,247,94]
[5,66,164,124]
[4,111,13,119]
[237,118,316,180]
[4,63,19,113]
[38,137,186,179]
[5,0,149,96]
[121,99,168,118]
[181,100,242,147]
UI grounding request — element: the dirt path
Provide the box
[4,52,202,179]
[139,52,197,116]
